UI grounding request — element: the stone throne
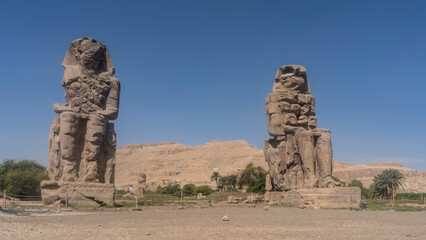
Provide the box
[41,38,120,207]
[264,65,360,208]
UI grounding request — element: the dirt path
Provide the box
[1,205,425,240]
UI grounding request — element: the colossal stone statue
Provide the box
[135,173,146,198]
[42,38,119,206]
[48,37,120,183]
[264,65,337,191]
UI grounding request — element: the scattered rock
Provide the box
[222,215,229,221]
[245,195,263,204]
[227,196,241,204]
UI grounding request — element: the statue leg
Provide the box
[314,128,336,187]
[82,114,107,182]
[48,118,61,180]
[59,112,81,182]
[295,130,317,188]
[103,123,116,184]
[264,139,288,191]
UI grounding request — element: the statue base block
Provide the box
[41,181,114,207]
[264,191,283,204]
[266,187,361,209]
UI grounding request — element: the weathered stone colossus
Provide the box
[264,65,338,191]
[135,173,146,198]
[48,37,120,183]
[42,38,120,206]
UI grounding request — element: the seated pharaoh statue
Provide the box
[48,37,120,184]
[264,65,338,191]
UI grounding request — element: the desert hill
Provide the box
[333,161,426,193]
[115,140,267,189]
[115,140,426,192]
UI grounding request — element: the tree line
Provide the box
[0,159,49,196]
[334,168,406,199]
[0,159,411,200]
[211,163,268,194]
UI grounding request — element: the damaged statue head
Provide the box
[264,65,339,191]
[49,37,120,183]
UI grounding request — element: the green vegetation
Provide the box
[237,163,268,194]
[153,184,213,198]
[362,199,424,211]
[218,174,238,190]
[210,172,220,188]
[139,193,180,206]
[156,184,181,196]
[115,192,181,207]
[182,183,196,196]
[396,192,425,201]
[369,169,405,198]
[195,185,212,196]
[348,179,369,199]
[331,176,346,187]
[0,159,49,196]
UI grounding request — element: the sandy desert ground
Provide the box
[1,205,425,240]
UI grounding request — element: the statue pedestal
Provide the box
[41,181,114,207]
[264,191,283,204]
[266,187,361,209]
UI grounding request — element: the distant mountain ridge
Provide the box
[333,161,426,193]
[115,140,266,189]
[115,140,426,192]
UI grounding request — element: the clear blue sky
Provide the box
[0,1,425,170]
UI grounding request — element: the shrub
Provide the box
[332,176,346,187]
[348,179,369,199]
[397,192,424,200]
[156,184,181,196]
[195,185,212,196]
[225,188,238,192]
[182,184,196,196]
[0,159,49,196]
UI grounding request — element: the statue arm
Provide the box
[99,77,120,120]
[53,103,72,114]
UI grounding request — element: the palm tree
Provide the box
[210,172,220,189]
[238,163,255,189]
[228,174,238,189]
[237,163,268,194]
[219,174,238,190]
[370,169,405,198]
